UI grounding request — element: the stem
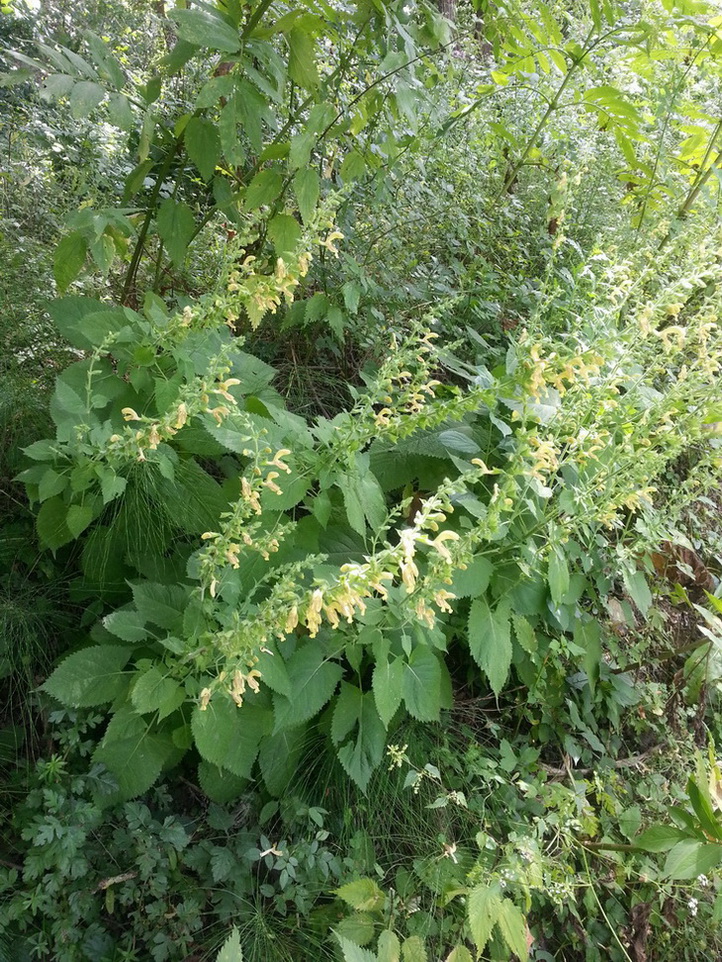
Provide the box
[121,143,179,304]
[242,0,275,38]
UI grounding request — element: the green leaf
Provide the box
[373,655,404,728]
[104,608,149,643]
[401,936,427,962]
[38,469,68,503]
[575,619,601,695]
[107,92,134,130]
[335,877,385,912]
[335,688,386,791]
[287,28,319,89]
[168,9,241,52]
[192,698,269,778]
[47,296,128,351]
[94,709,176,802]
[54,232,87,293]
[294,167,319,224]
[624,569,653,616]
[245,169,283,210]
[341,150,366,181]
[548,547,570,605]
[215,927,243,962]
[378,930,401,962]
[131,582,187,631]
[66,503,93,538]
[445,948,473,962]
[335,935,376,962]
[36,496,72,551]
[272,644,343,732]
[468,597,512,695]
[450,556,492,598]
[131,666,184,719]
[185,116,221,181]
[69,80,105,118]
[43,645,131,708]
[402,646,441,722]
[468,884,502,955]
[156,198,195,267]
[258,726,307,796]
[664,839,722,879]
[636,825,689,853]
[268,213,301,254]
[496,900,529,960]
[198,761,246,804]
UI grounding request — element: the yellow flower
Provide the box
[306,589,324,637]
[122,407,142,422]
[320,230,344,255]
[199,688,212,711]
[430,530,460,562]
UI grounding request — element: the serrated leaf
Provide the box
[294,167,319,224]
[69,80,105,118]
[336,691,386,791]
[258,726,307,796]
[245,169,283,210]
[215,927,243,962]
[548,547,570,605]
[402,647,441,722]
[168,9,241,52]
[185,116,221,181]
[192,698,269,778]
[54,232,87,293]
[624,568,653,616]
[373,656,404,728]
[66,503,93,538]
[468,598,512,695]
[131,666,184,719]
[287,28,319,88]
[401,936,427,962]
[94,715,175,802]
[268,213,301,254]
[378,930,401,962]
[156,198,195,267]
[496,900,529,960]
[131,583,187,631]
[198,761,246,804]
[445,948,473,962]
[335,934,377,962]
[272,644,343,732]
[335,878,385,913]
[450,556,492,598]
[468,885,502,955]
[43,646,131,707]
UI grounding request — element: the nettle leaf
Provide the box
[373,655,404,728]
[294,167,319,224]
[216,927,243,962]
[496,900,529,960]
[468,597,512,696]
[401,937,427,962]
[168,8,241,53]
[54,232,87,293]
[43,645,131,708]
[198,760,246,804]
[445,948,473,962]
[36,496,73,551]
[268,213,301,254]
[185,116,221,181]
[192,698,270,778]
[245,169,283,210]
[402,646,441,722]
[377,931,401,962]
[547,546,570,605]
[623,568,653,616]
[272,643,343,732]
[335,877,385,913]
[156,197,195,267]
[468,884,502,956]
[335,935,376,962]
[287,28,319,89]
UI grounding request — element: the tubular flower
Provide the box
[122,407,142,422]
[306,589,325,637]
[399,529,419,593]
[268,449,292,473]
[430,530,460,562]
